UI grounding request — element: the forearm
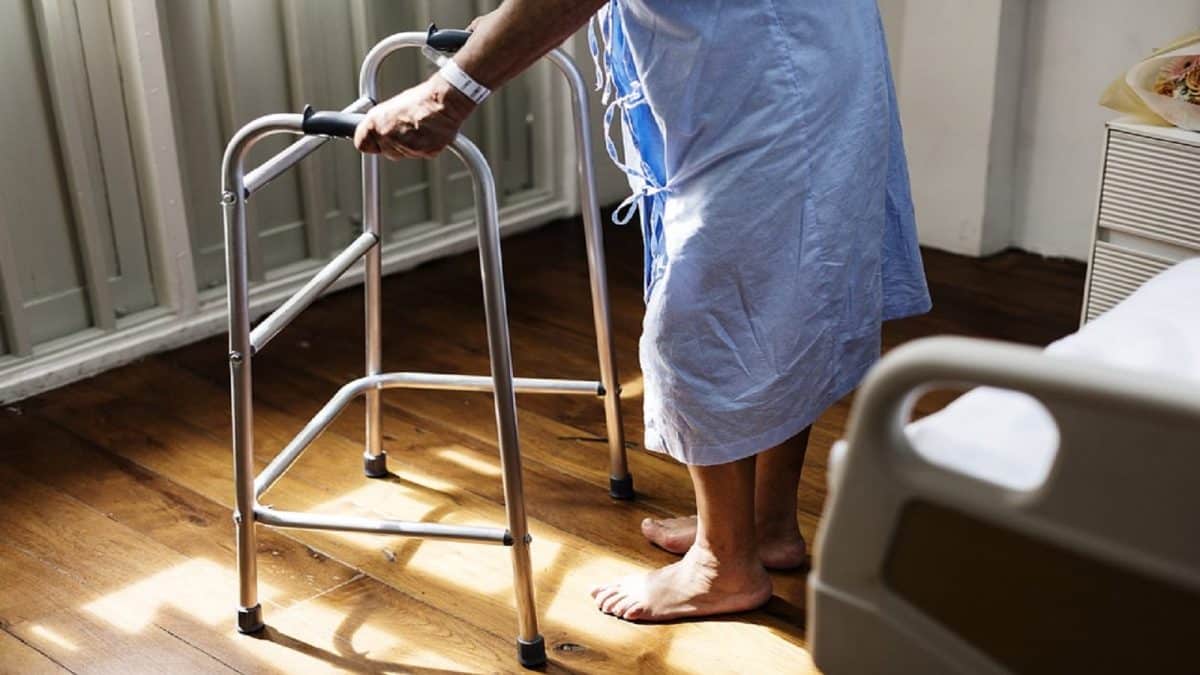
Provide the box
[356,0,605,158]
[450,0,609,90]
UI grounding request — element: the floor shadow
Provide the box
[251,625,475,675]
[350,496,462,571]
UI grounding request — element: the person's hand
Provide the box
[353,76,476,160]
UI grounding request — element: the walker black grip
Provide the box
[426,24,472,53]
[301,105,365,139]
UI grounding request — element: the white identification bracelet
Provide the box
[438,59,491,105]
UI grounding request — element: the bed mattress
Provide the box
[834,258,1200,491]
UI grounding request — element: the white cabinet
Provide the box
[1083,120,1200,323]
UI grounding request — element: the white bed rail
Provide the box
[810,336,1200,674]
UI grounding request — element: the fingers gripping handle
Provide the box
[301,105,365,139]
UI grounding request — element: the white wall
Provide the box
[1011,0,1200,258]
[881,0,1200,260]
[884,0,1026,256]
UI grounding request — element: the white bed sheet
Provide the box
[835,258,1200,492]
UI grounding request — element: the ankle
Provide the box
[689,538,763,575]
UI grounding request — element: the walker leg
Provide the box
[461,137,546,668]
[484,229,546,669]
[237,602,263,634]
[585,227,633,501]
[362,153,388,478]
[223,187,263,634]
[232,352,263,633]
[565,65,633,500]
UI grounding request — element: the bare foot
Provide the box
[641,515,809,570]
[590,546,773,622]
[640,515,697,555]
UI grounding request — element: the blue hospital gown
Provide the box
[593,0,931,465]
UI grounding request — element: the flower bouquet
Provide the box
[1101,30,1200,131]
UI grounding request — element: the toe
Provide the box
[641,518,661,537]
[593,586,621,609]
[622,603,646,621]
[601,589,628,615]
[611,594,640,619]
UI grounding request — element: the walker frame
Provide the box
[221,28,630,668]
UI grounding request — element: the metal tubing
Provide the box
[360,38,629,489]
[254,370,601,498]
[448,137,541,644]
[254,374,368,498]
[362,151,384,473]
[358,38,418,477]
[222,113,306,624]
[244,96,373,196]
[254,507,511,545]
[359,32,428,99]
[250,231,378,353]
[546,50,630,487]
[355,32,447,478]
[376,372,601,395]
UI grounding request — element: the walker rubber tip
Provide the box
[363,453,389,478]
[237,604,264,634]
[609,474,635,500]
[517,635,547,669]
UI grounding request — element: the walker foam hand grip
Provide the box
[301,105,365,139]
[426,24,472,53]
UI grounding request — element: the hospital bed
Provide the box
[809,258,1200,674]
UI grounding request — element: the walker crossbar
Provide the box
[254,507,512,545]
[253,371,604,499]
[224,29,630,669]
[250,230,379,353]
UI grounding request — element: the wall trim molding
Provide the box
[0,5,617,403]
[0,199,570,404]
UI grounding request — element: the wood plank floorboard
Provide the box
[0,213,1084,674]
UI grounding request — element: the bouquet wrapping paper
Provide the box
[1101,30,1200,131]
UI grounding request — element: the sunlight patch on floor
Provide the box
[72,554,479,672]
[82,559,281,633]
[297,476,504,548]
[397,523,566,599]
[665,619,816,674]
[264,451,815,670]
[279,474,559,599]
[542,554,645,632]
[435,447,502,478]
[28,624,78,651]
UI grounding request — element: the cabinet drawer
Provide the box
[1099,131,1200,250]
[1085,240,1177,322]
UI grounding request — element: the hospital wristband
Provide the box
[438,60,490,105]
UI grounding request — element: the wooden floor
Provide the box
[0,214,1085,674]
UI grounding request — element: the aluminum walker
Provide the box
[221,28,631,669]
